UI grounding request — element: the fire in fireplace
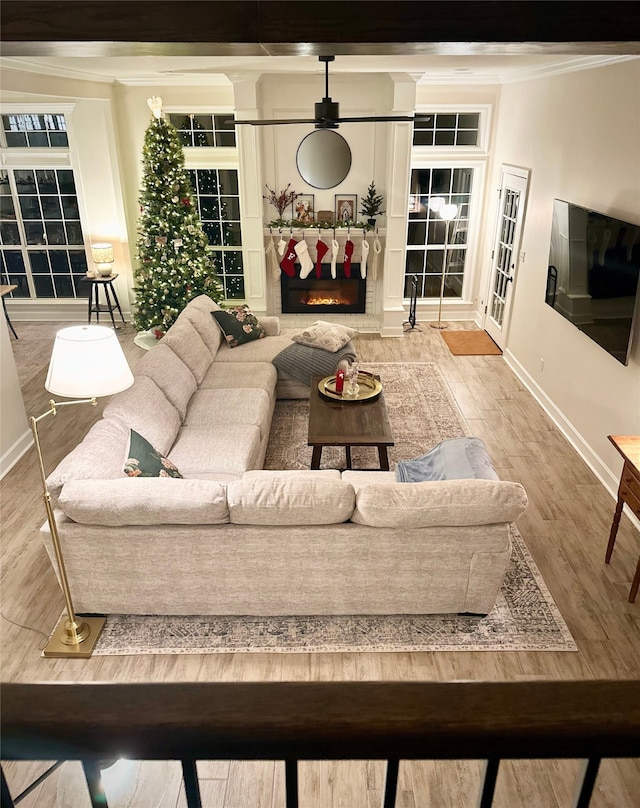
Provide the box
[281,266,366,314]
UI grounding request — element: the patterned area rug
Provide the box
[93,365,576,654]
[94,528,576,654]
[265,362,470,471]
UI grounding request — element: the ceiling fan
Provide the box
[233,56,431,129]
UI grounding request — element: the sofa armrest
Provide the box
[259,316,281,336]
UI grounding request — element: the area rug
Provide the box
[440,330,502,356]
[265,362,470,471]
[93,527,576,654]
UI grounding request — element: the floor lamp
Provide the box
[430,201,459,330]
[32,325,134,658]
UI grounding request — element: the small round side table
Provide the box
[81,274,126,329]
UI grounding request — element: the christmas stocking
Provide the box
[360,238,370,279]
[315,238,329,278]
[330,239,340,279]
[295,240,314,279]
[280,239,298,277]
[343,239,354,278]
[277,237,288,257]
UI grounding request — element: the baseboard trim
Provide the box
[502,349,639,530]
[1,429,33,480]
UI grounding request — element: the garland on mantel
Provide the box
[266,219,377,231]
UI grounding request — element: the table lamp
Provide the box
[31,325,134,658]
[91,243,115,277]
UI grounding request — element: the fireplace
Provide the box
[281,265,366,314]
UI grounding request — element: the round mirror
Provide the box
[296,130,352,189]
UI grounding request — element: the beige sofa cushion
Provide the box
[163,319,213,384]
[214,331,296,364]
[184,388,272,440]
[243,469,341,481]
[351,479,528,528]
[200,361,278,393]
[227,477,355,525]
[46,416,130,496]
[134,342,197,419]
[103,375,181,456]
[176,294,224,355]
[168,424,262,476]
[59,478,229,526]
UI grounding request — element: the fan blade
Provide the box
[336,115,429,123]
[231,118,316,126]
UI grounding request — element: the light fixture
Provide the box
[430,202,459,330]
[32,325,134,658]
[91,243,115,277]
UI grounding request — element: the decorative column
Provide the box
[381,73,418,337]
[229,74,268,316]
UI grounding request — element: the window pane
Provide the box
[29,250,49,273]
[49,250,70,273]
[413,131,434,146]
[203,221,221,243]
[19,197,41,219]
[5,132,27,147]
[1,251,29,296]
[65,221,84,244]
[45,221,67,245]
[458,113,479,128]
[49,132,69,147]
[27,132,49,148]
[456,130,478,146]
[69,250,88,274]
[434,131,455,146]
[222,222,242,246]
[25,222,46,245]
[61,197,80,219]
[436,114,457,129]
[0,197,16,218]
[218,170,238,195]
[405,250,425,275]
[196,170,218,194]
[431,169,452,195]
[41,197,62,219]
[199,197,220,219]
[36,170,58,194]
[224,250,243,273]
[407,221,426,245]
[15,170,36,194]
[0,222,20,245]
[216,131,236,147]
[33,275,55,297]
[53,275,74,296]
[220,196,240,220]
[57,170,75,194]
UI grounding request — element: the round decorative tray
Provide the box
[318,371,382,402]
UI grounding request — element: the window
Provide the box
[413,112,480,148]
[405,167,473,298]
[0,164,88,300]
[168,113,236,148]
[188,168,244,299]
[2,113,68,148]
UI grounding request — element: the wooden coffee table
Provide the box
[308,375,395,470]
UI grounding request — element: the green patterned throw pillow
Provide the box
[124,429,183,478]
[212,305,266,348]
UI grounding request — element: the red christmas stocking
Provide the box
[315,239,329,277]
[280,239,298,277]
[342,239,354,278]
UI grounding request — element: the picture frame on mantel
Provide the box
[335,195,357,225]
[292,194,314,224]
[316,210,334,226]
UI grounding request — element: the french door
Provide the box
[484,166,530,349]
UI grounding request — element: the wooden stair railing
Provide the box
[2,680,639,808]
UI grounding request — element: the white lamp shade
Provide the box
[439,203,458,221]
[45,325,134,398]
[91,243,114,265]
[428,196,445,213]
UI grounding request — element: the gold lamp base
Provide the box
[43,615,106,658]
[430,322,449,330]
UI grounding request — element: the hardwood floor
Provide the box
[2,321,639,807]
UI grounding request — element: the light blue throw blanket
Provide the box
[395,437,499,483]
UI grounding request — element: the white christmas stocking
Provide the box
[360,238,370,279]
[331,239,340,279]
[295,240,314,279]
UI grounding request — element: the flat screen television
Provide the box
[546,199,640,365]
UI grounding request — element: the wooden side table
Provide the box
[605,435,640,603]
[81,274,126,329]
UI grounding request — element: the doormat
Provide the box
[91,527,576,655]
[440,330,502,356]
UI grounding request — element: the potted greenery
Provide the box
[360,181,385,227]
[263,183,299,226]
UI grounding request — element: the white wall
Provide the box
[488,59,640,488]
[0,314,31,477]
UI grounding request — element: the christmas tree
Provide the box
[134,97,224,335]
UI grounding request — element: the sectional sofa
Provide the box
[43,294,528,617]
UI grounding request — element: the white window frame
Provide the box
[413,104,492,156]
[165,106,244,301]
[0,102,95,302]
[406,158,486,306]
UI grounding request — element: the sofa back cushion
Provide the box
[351,479,528,528]
[175,294,224,355]
[103,375,181,456]
[227,476,355,525]
[163,318,213,384]
[59,478,229,526]
[134,342,197,420]
[46,416,130,497]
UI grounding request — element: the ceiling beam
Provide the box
[2,1,639,57]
